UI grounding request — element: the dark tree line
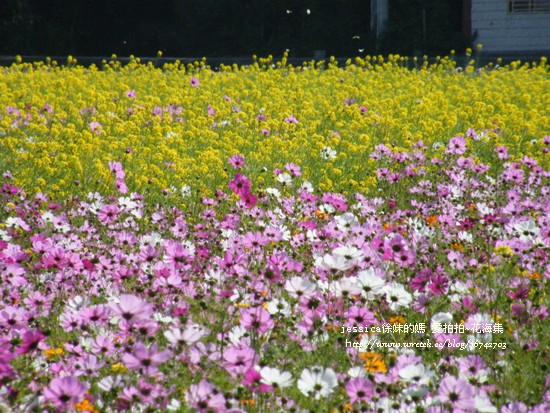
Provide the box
[0,0,470,57]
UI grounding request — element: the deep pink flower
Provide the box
[229,174,251,197]
[16,329,47,355]
[242,367,272,392]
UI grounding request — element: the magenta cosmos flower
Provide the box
[228,174,251,197]
[43,376,87,408]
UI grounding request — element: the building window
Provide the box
[509,0,550,12]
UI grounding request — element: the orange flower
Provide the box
[425,216,438,227]
[389,316,405,325]
[529,272,541,280]
[74,398,99,413]
[359,352,387,373]
[315,210,328,219]
[44,347,64,361]
[451,243,464,251]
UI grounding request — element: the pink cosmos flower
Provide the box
[240,306,274,334]
[284,115,298,124]
[190,77,200,87]
[89,121,102,133]
[122,342,171,375]
[285,163,302,176]
[228,155,245,170]
[43,376,87,408]
[346,377,374,405]
[186,380,227,412]
[446,135,466,155]
[109,294,153,323]
[97,204,120,224]
[437,376,476,410]
[222,343,257,377]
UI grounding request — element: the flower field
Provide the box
[0,54,549,412]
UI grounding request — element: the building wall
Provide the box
[472,0,550,52]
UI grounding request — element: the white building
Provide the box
[471,0,550,53]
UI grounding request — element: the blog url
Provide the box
[345,338,507,350]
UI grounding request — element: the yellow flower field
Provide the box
[1,54,548,201]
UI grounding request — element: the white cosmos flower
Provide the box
[118,197,138,210]
[301,181,314,192]
[139,232,163,247]
[265,187,281,198]
[329,277,362,297]
[476,202,494,215]
[164,325,206,346]
[266,298,291,316]
[97,375,124,392]
[279,225,291,241]
[398,364,435,385]
[259,366,294,388]
[41,211,55,223]
[356,268,385,300]
[383,282,412,311]
[347,366,369,378]
[67,295,89,312]
[166,398,182,411]
[513,219,540,242]
[431,312,453,332]
[285,276,316,298]
[335,213,359,231]
[321,146,337,160]
[0,229,11,241]
[180,185,191,198]
[458,231,473,243]
[333,246,364,262]
[89,201,105,214]
[315,253,354,272]
[228,325,247,343]
[297,366,338,399]
[474,396,497,412]
[277,173,292,185]
[319,203,335,214]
